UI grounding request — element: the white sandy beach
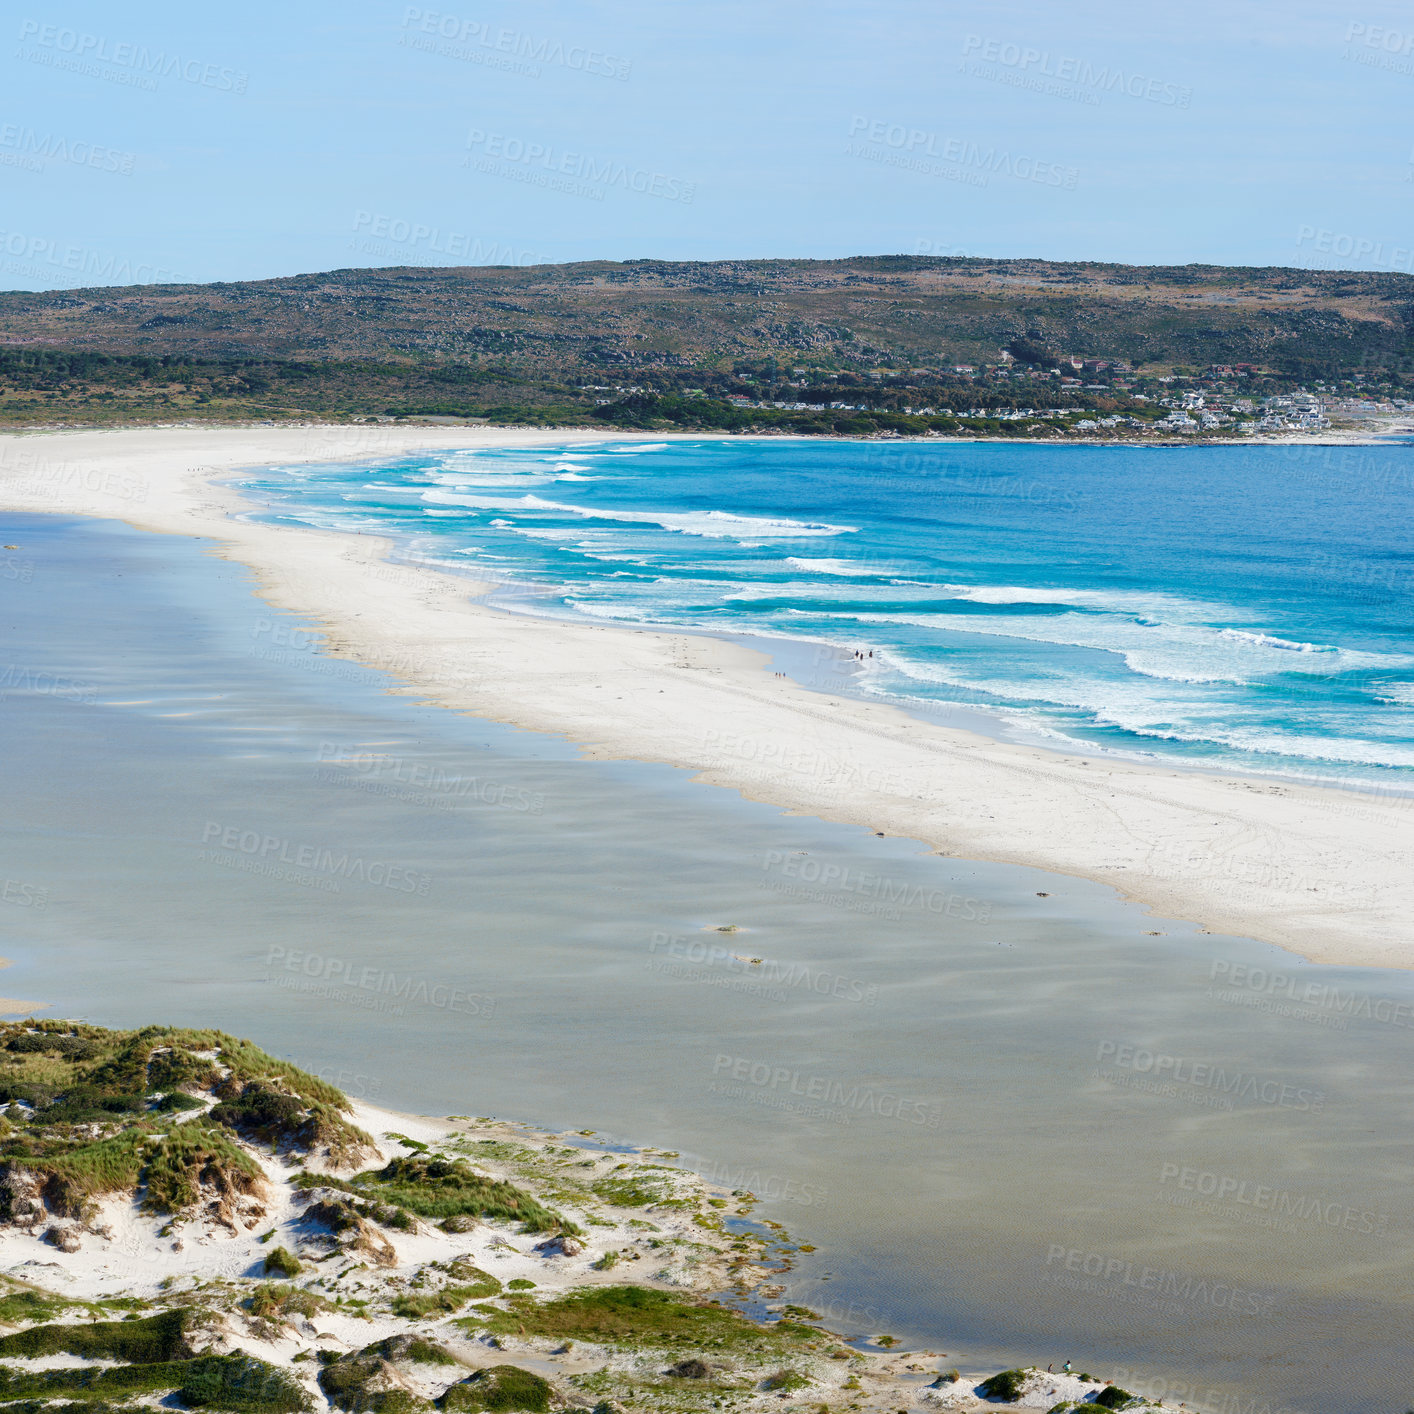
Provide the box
[0,425,1410,970]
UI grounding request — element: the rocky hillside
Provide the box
[2,258,1411,375]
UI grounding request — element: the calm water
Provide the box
[235,437,1414,788]
[2,509,1413,1414]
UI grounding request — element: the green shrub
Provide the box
[303,1156,572,1235]
[211,1081,371,1163]
[249,1284,330,1321]
[666,1359,709,1379]
[0,1350,305,1411]
[5,1033,102,1061]
[506,1280,535,1291]
[446,1262,501,1298]
[179,1353,311,1412]
[152,1091,205,1113]
[390,1269,500,1320]
[0,1357,192,1400]
[320,1338,459,1412]
[403,1341,458,1367]
[38,1083,146,1123]
[0,1288,67,1325]
[456,1285,816,1352]
[357,1336,459,1367]
[318,1353,393,1412]
[140,1124,265,1214]
[1094,1386,1138,1410]
[19,1132,146,1217]
[978,1367,1031,1401]
[0,1308,191,1362]
[437,1366,551,1413]
[762,1370,809,1391]
[588,1174,673,1208]
[263,1247,302,1279]
[145,1044,221,1095]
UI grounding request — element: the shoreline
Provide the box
[1,424,1411,969]
[4,414,1412,451]
[4,1019,1101,1414]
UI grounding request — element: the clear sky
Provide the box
[2,0,1410,290]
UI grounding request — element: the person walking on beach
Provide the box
[1063,1360,1071,1375]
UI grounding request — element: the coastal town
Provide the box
[581,356,1414,439]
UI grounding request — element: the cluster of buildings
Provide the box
[1150,390,1328,433]
[575,368,1414,439]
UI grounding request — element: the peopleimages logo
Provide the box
[0,124,136,174]
[1209,959,1414,1031]
[265,946,493,1019]
[0,664,97,703]
[0,450,148,503]
[315,743,546,815]
[350,212,540,266]
[1342,22,1414,76]
[959,36,1192,106]
[200,822,432,896]
[1157,1163,1389,1236]
[761,850,991,921]
[698,1158,828,1208]
[16,21,248,92]
[464,129,696,203]
[710,1054,942,1129]
[647,930,878,1005]
[1095,1041,1325,1113]
[0,229,176,286]
[1,880,48,911]
[1043,1245,1274,1318]
[400,7,630,80]
[1295,225,1413,273]
[846,116,1078,188]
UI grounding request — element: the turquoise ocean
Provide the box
[238,437,1414,789]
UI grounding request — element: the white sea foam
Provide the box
[1218,628,1335,653]
[419,490,855,540]
[932,582,1229,618]
[786,557,889,576]
[1374,683,1414,706]
[830,608,1410,687]
[862,649,1414,770]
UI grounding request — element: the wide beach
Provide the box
[0,424,1409,970]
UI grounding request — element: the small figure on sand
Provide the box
[1063,1360,1072,1375]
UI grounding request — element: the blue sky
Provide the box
[2,0,1410,289]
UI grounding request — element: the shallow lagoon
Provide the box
[2,511,1412,1414]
